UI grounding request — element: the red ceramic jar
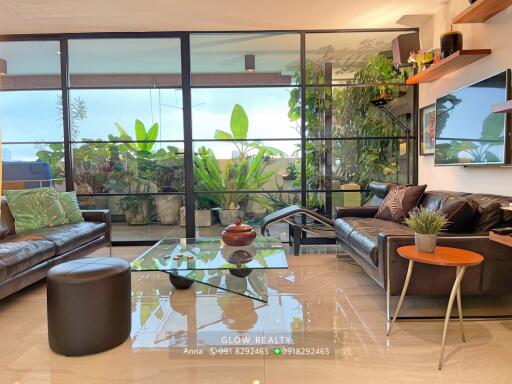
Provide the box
[221,218,257,247]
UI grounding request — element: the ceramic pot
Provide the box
[415,233,437,253]
[179,207,212,227]
[156,195,181,225]
[221,218,257,247]
[440,30,463,59]
[219,209,241,226]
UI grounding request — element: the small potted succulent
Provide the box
[404,207,449,253]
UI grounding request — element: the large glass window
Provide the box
[0,40,65,191]
[0,30,417,243]
[68,37,184,241]
[190,33,301,237]
[304,32,415,215]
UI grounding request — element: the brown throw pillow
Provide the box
[471,200,502,233]
[375,184,427,223]
[440,197,477,232]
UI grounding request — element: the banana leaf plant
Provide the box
[194,103,285,210]
[115,119,159,157]
[214,104,286,159]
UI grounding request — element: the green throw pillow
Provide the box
[5,187,68,233]
[58,191,84,223]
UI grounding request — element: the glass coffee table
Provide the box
[130,237,288,303]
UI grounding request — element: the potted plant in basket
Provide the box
[404,207,449,253]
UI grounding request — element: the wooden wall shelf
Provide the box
[453,0,512,24]
[492,100,512,113]
[406,49,491,85]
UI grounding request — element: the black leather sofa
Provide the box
[0,197,111,300]
[335,182,512,318]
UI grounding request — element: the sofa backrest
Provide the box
[420,191,512,232]
[364,181,391,207]
[366,181,512,232]
[0,197,16,239]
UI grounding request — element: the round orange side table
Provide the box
[387,245,483,370]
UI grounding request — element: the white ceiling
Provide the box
[0,0,446,34]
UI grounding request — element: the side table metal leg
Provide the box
[387,260,414,336]
[438,266,466,370]
[456,266,466,343]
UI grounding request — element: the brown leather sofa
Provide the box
[0,197,111,300]
[335,182,512,317]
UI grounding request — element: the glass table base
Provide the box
[166,269,268,303]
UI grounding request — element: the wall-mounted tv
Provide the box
[434,70,510,166]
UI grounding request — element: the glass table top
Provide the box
[130,237,288,303]
[131,237,288,272]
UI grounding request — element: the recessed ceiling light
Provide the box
[0,58,7,75]
[245,54,255,72]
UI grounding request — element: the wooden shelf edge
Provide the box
[453,0,512,24]
[406,49,491,85]
[492,100,512,113]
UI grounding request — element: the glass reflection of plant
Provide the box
[435,95,504,163]
[437,113,505,163]
[194,104,283,210]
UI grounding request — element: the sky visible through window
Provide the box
[1,87,298,161]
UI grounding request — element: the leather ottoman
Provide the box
[47,257,131,356]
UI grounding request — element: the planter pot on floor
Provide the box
[179,207,212,227]
[156,195,181,225]
[124,201,150,225]
[415,233,437,253]
[219,209,242,226]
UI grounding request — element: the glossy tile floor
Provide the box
[1,245,512,383]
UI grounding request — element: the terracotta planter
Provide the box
[415,233,437,253]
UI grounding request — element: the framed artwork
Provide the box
[419,104,436,155]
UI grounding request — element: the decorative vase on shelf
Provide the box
[440,27,463,59]
[415,233,437,253]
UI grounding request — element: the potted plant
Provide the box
[154,147,185,226]
[194,104,283,226]
[404,207,449,253]
[194,146,274,226]
[119,178,155,225]
[179,192,214,227]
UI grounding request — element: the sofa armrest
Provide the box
[378,233,512,296]
[336,206,379,219]
[81,209,111,245]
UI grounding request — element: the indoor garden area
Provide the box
[0,30,416,243]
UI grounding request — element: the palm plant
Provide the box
[194,146,273,209]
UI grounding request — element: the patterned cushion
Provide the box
[58,192,84,224]
[5,188,68,233]
[375,184,427,223]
